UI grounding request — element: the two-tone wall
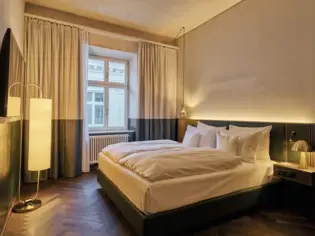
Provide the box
[181,0,315,124]
[0,118,22,234]
[0,1,25,233]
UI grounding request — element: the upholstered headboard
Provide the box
[178,119,314,162]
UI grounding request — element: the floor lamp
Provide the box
[13,84,52,213]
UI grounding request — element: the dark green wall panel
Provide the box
[128,118,178,141]
[0,119,21,233]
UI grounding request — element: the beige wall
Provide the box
[0,0,25,52]
[0,0,4,44]
[182,0,315,123]
[90,33,138,53]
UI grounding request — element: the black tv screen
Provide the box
[0,28,25,117]
[0,29,11,117]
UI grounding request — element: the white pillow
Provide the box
[197,121,226,147]
[182,125,200,147]
[229,125,272,161]
[221,130,261,163]
[216,132,238,155]
[198,129,217,148]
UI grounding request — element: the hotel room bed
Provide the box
[98,152,275,214]
[97,167,280,236]
[97,120,287,235]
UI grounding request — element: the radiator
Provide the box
[89,134,129,164]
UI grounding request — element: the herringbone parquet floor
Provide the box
[4,171,315,236]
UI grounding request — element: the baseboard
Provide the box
[0,197,16,236]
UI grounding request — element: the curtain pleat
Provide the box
[80,31,90,173]
[23,17,88,182]
[137,42,178,140]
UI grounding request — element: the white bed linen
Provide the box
[98,153,275,214]
[119,147,242,181]
[103,139,181,162]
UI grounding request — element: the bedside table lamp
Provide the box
[291,140,311,169]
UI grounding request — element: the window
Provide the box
[87,56,128,130]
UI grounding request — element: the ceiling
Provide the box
[25,0,243,38]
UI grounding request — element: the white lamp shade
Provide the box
[7,96,21,117]
[28,98,52,171]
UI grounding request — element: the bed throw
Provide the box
[102,141,242,182]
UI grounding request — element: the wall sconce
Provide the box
[289,131,296,142]
[180,105,187,118]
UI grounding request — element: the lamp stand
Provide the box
[13,170,42,213]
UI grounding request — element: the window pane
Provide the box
[109,61,126,84]
[108,88,125,128]
[88,104,92,125]
[95,105,104,125]
[88,58,105,82]
[87,86,105,128]
[88,92,93,102]
[95,93,104,102]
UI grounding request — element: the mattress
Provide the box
[98,152,275,214]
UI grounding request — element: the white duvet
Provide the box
[102,140,182,162]
[102,140,242,182]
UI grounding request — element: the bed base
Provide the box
[97,169,281,236]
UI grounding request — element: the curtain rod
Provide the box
[24,13,179,50]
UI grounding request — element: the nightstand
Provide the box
[274,162,315,187]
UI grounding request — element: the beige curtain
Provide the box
[24,17,87,181]
[138,42,178,118]
[24,17,81,120]
[79,31,90,173]
[137,42,178,140]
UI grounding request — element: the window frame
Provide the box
[88,55,129,131]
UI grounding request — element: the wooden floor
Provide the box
[4,171,315,236]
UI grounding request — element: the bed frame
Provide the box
[97,119,312,235]
[97,170,281,236]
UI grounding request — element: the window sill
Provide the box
[89,130,134,136]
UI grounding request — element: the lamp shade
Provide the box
[7,96,21,117]
[28,98,52,171]
[291,140,311,152]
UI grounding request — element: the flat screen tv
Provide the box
[0,28,25,117]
